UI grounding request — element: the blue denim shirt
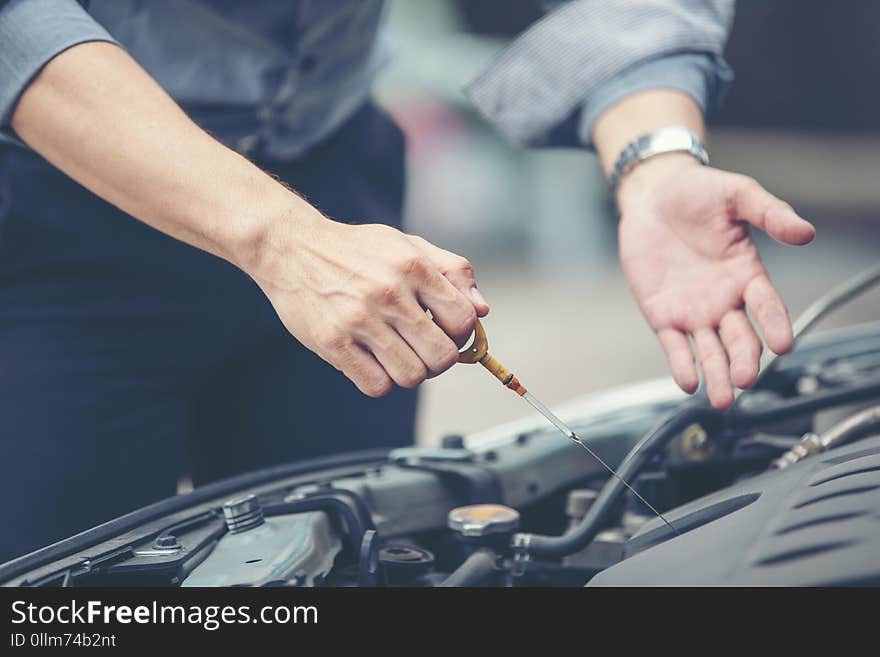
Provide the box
[0,0,734,159]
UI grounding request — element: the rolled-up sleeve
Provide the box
[577,51,732,147]
[0,0,117,139]
[464,0,735,148]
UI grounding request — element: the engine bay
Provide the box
[3,320,880,587]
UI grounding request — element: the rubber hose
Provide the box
[436,549,498,587]
[518,400,720,559]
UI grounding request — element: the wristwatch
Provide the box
[608,125,709,201]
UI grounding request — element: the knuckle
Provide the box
[732,176,762,205]
[381,284,403,306]
[347,307,372,331]
[436,342,460,372]
[425,341,459,374]
[399,363,428,389]
[368,282,403,307]
[450,304,477,338]
[442,254,472,275]
[455,257,474,277]
[318,329,350,354]
[362,376,393,398]
[398,254,427,277]
[739,175,761,192]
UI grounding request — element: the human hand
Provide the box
[248,209,489,397]
[5,39,487,400]
[616,154,815,409]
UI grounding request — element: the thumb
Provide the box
[730,175,816,246]
[407,235,490,317]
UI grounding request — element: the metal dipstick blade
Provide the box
[521,391,679,536]
[522,392,578,440]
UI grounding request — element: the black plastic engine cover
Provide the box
[589,435,880,586]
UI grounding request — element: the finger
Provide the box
[694,328,734,410]
[744,274,793,354]
[657,328,699,393]
[719,309,762,389]
[408,235,489,316]
[393,306,460,377]
[730,176,816,245]
[363,326,428,389]
[411,263,477,347]
[336,343,393,398]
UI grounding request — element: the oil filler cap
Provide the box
[448,504,520,537]
[223,494,265,533]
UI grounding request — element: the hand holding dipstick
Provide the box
[459,319,678,534]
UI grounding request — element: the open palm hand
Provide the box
[618,157,815,409]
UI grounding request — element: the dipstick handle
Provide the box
[479,353,527,396]
[458,320,527,396]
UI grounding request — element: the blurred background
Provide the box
[371,0,880,445]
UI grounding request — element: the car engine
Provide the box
[3,311,880,587]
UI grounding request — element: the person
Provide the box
[0,0,813,561]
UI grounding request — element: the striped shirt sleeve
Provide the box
[465,0,735,148]
[0,0,117,141]
[577,51,733,148]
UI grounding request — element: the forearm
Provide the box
[11,41,490,397]
[11,41,320,271]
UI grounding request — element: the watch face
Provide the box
[649,127,693,153]
[611,127,707,199]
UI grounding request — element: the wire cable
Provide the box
[738,262,880,404]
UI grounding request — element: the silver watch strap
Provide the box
[608,125,709,202]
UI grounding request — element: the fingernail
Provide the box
[470,286,488,308]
